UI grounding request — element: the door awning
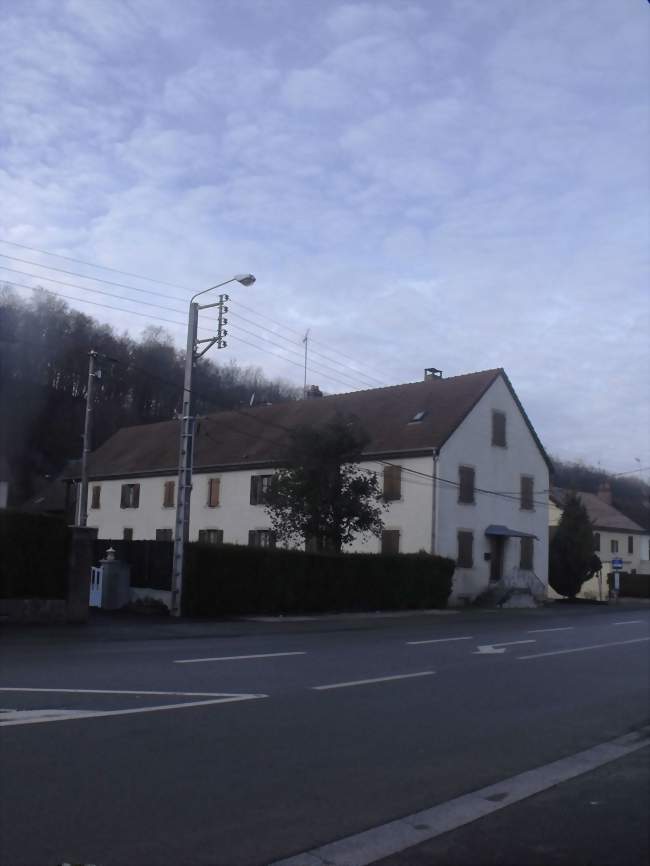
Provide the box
[485,524,538,540]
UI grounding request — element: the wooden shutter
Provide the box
[520,476,533,510]
[383,465,402,501]
[458,466,475,504]
[132,484,140,508]
[91,485,101,509]
[492,411,506,447]
[250,477,259,505]
[520,536,534,570]
[457,531,473,568]
[381,530,400,555]
[208,478,220,507]
[628,536,634,554]
[163,481,175,508]
[120,485,128,508]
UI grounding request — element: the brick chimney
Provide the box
[597,481,612,505]
[424,368,442,381]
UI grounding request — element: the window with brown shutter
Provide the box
[120,483,140,509]
[381,529,400,555]
[198,529,224,545]
[520,476,534,510]
[520,536,534,570]
[163,480,175,508]
[492,411,507,447]
[383,465,402,501]
[457,531,473,568]
[90,485,101,509]
[207,478,221,507]
[250,475,272,505]
[155,528,173,541]
[628,536,634,554]
[611,539,619,554]
[248,529,276,548]
[458,466,475,504]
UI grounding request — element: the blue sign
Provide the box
[612,557,623,571]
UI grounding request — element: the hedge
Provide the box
[183,543,455,616]
[608,572,650,599]
[0,510,69,599]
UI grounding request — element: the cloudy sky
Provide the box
[1,0,648,474]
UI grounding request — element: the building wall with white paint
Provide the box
[437,376,550,601]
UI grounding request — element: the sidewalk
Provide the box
[376,746,650,866]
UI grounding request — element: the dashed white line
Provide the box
[174,651,306,664]
[518,636,650,660]
[0,687,245,697]
[527,627,574,634]
[313,671,435,691]
[407,636,473,645]
[612,620,645,626]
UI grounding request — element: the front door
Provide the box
[490,536,505,581]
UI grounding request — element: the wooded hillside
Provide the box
[0,287,299,505]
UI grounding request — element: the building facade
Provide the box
[80,368,551,603]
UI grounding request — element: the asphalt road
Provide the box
[1,604,649,866]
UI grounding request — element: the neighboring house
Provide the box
[549,485,650,599]
[74,368,551,603]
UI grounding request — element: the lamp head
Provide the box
[234,273,256,287]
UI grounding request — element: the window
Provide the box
[207,478,221,508]
[520,536,534,570]
[120,483,140,509]
[409,410,427,424]
[123,528,133,541]
[457,530,473,568]
[520,476,534,510]
[492,411,507,447]
[594,532,600,552]
[381,529,400,555]
[628,536,634,555]
[90,485,101,509]
[250,475,272,505]
[458,466,475,504]
[155,528,173,542]
[611,539,619,554]
[383,465,402,501]
[248,529,276,548]
[163,480,175,508]
[198,529,224,545]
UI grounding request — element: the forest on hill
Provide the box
[0,287,299,505]
[1,286,648,529]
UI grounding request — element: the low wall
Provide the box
[0,598,68,623]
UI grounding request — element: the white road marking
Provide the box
[174,651,306,664]
[612,620,645,626]
[527,627,574,634]
[313,671,434,691]
[269,728,650,866]
[0,687,247,697]
[518,636,650,660]
[474,640,536,655]
[407,636,473,645]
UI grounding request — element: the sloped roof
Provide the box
[78,368,550,479]
[551,488,647,534]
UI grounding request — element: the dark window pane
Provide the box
[458,466,475,504]
[628,536,634,554]
[520,536,534,570]
[155,529,172,542]
[383,465,402,501]
[457,531,473,568]
[381,530,400,555]
[492,411,507,447]
[91,485,101,509]
[520,476,534,510]
[594,532,600,551]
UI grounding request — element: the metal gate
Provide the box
[89,566,103,607]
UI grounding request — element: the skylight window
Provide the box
[409,411,427,424]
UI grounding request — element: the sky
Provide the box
[1,0,648,475]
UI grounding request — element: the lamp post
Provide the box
[170,273,256,617]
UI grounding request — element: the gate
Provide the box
[89,566,103,607]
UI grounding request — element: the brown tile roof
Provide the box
[551,488,646,534]
[79,368,550,479]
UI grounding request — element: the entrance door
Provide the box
[490,536,505,581]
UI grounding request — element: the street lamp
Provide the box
[170,273,256,617]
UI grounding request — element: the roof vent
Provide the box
[424,368,442,381]
[409,410,427,424]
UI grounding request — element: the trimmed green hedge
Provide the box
[183,543,455,616]
[0,510,69,599]
[608,572,650,598]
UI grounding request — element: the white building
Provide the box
[79,368,551,603]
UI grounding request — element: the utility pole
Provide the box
[302,329,310,398]
[170,275,255,617]
[77,349,99,527]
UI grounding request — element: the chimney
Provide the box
[424,368,443,381]
[597,481,612,505]
[306,385,323,399]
